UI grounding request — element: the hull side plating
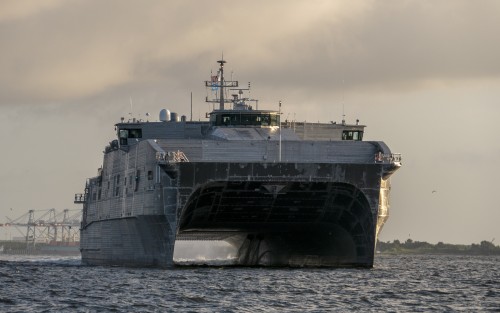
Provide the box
[81,215,174,268]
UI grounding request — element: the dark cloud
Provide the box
[2,0,500,106]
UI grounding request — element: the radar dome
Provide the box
[159,109,171,122]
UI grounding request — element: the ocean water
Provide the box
[0,254,498,312]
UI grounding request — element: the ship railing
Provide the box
[374,152,402,164]
[156,151,190,164]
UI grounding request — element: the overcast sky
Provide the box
[1,0,499,244]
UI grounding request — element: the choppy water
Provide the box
[0,254,498,312]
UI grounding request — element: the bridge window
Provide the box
[118,128,142,145]
[119,130,128,145]
[342,130,363,141]
[128,129,142,138]
[270,114,279,126]
[212,113,279,127]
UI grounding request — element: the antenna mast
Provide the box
[205,59,239,110]
[342,79,345,125]
[279,100,282,162]
[218,59,226,110]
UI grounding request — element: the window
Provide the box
[148,170,153,180]
[261,114,270,126]
[135,170,140,192]
[118,128,142,145]
[270,114,279,126]
[128,129,142,138]
[212,112,280,127]
[119,130,128,145]
[342,131,363,141]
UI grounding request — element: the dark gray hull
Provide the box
[80,215,174,268]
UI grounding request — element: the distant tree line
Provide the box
[376,239,500,255]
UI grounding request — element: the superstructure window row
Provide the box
[211,113,279,127]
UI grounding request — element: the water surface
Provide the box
[0,254,498,312]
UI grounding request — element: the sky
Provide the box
[1,0,499,245]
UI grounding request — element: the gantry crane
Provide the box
[1,208,81,248]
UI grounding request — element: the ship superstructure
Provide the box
[77,60,401,267]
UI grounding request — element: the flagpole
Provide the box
[279,100,282,162]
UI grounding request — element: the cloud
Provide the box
[1,0,499,106]
[0,0,68,22]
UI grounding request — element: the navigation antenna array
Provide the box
[205,59,239,110]
[229,82,258,110]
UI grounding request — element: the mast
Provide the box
[218,59,226,110]
[279,100,282,162]
[205,60,238,110]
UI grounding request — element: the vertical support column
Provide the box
[26,210,36,249]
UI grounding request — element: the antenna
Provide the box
[279,100,282,162]
[190,92,193,122]
[129,96,133,118]
[217,58,226,110]
[341,79,346,125]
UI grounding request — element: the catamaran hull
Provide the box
[81,162,394,268]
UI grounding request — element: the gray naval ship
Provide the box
[75,60,401,268]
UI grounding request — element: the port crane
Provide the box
[0,208,81,248]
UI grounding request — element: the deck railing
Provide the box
[375,152,402,163]
[156,150,190,164]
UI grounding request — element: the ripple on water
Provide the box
[0,254,499,312]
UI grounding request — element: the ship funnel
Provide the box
[159,109,171,122]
